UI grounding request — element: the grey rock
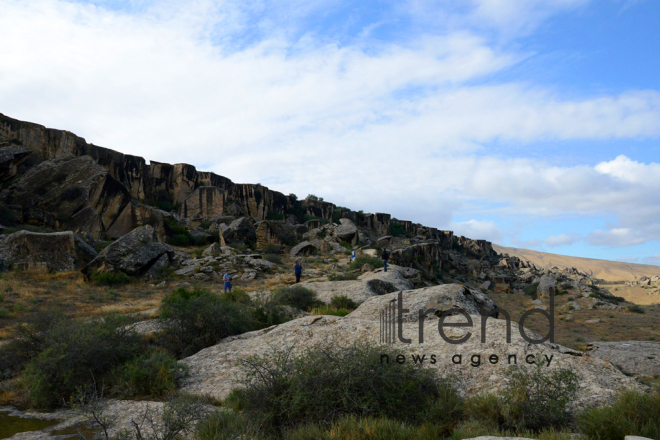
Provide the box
[480,281,491,291]
[537,275,556,298]
[586,341,660,378]
[0,230,97,272]
[202,242,220,256]
[82,225,173,278]
[361,263,374,272]
[366,279,398,295]
[290,240,318,256]
[245,256,276,271]
[334,218,358,243]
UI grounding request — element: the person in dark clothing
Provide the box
[294,262,303,283]
[382,249,389,272]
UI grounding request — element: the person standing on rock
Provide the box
[223,271,233,293]
[382,248,390,272]
[294,261,303,283]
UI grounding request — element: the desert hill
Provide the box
[493,244,660,282]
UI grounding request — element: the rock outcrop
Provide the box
[0,143,31,183]
[0,230,97,272]
[180,284,638,405]
[82,225,174,278]
[586,341,660,378]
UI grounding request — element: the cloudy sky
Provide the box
[1,0,659,264]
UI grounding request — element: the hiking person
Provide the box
[223,271,233,293]
[382,248,390,272]
[294,261,303,283]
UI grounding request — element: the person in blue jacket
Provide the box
[294,261,303,283]
[223,271,233,293]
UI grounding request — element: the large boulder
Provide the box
[537,275,556,298]
[82,225,174,278]
[0,155,131,238]
[290,240,318,256]
[0,143,31,183]
[180,284,638,406]
[0,230,97,272]
[334,218,358,243]
[586,341,660,378]
[222,217,256,245]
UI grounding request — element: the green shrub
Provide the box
[264,253,283,264]
[22,313,141,408]
[628,304,645,314]
[221,288,251,304]
[390,221,407,237]
[251,295,297,328]
[327,272,359,281]
[577,389,660,440]
[93,240,113,253]
[0,205,16,225]
[524,282,539,297]
[464,365,579,433]
[311,306,352,317]
[159,287,257,357]
[227,342,463,435]
[0,307,9,319]
[112,349,185,398]
[89,270,133,287]
[272,285,318,311]
[560,282,573,290]
[330,295,358,310]
[349,256,384,270]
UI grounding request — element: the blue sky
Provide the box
[1,0,659,265]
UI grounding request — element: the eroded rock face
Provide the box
[0,143,31,183]
[537,275,557,298]
[334,218,358,243]
[0,155,131,238]
[0,230,97,272]
[223,217,256,245]
[82,225,174,278]
[586,341,660,378]
[178,186,225,219]
[290,240,318,256]
[179,284,638,406]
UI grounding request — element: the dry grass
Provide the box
[0,271,170,340]
[487,291,660,350]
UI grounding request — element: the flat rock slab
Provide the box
[180,285,638,407]
[586,341,660,377]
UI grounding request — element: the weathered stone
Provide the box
[537,275,557,298]
[0,230,97,272]
[180,285,638,406]
[361,263,374,272]
[480,281,491,291]
[586,341,660,378]
[178,186,225,219]
[202,242,220,257]
[366,279,398,295]
[223,217,256,245]
[290,240,318,256]
[82,225,174,278]
[0,143,31,183]
[245,256,276,271]
[334,218,358,243]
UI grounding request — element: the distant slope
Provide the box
[493,245,660,282]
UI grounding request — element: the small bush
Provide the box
[228,342,463,435]
[264,253,283,264]
[272,286,318,311]
[349,256,383,270]
[89,270,133,287]
[560,282,573,290]
[112,349,185,398]
[328,272,359,281]
[390,221,407,237]
[251,294,297,328]
[0,307,9,319]
[628,304,645,314]
[465,365,579,432]
[159,288,257,357]
[330,295,358,310]
[577,389,660,440]
[22,313,141,408]
[195,410,255,440]
[524,282,539,297]
[221,288,251,304]
[311,306,352,317]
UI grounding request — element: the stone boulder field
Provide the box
[0,113,659,439]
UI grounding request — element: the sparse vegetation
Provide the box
[578,389,660,440]
[348,255,383,270]
[628,304,645,314]
[524,282,539,297]
[89,270,133,286]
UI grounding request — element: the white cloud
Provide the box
[450,220,504,242]
[544,233,582,247]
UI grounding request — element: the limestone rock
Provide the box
[290,240,318,256]
[334,218,358,243]
[245,256,276,271]
[361,263,374,272]
[586,341,660,378]
[180,285,638,406]
[0,230,97,272]
[82,225,174,278]
[366,279,398,295]
[0,143,31,183]
[537,275,556,298]
[223,217,256,245]
[202,242,220,257]
[178,186,225,219]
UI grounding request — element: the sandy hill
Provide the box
[493,245,660,282]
